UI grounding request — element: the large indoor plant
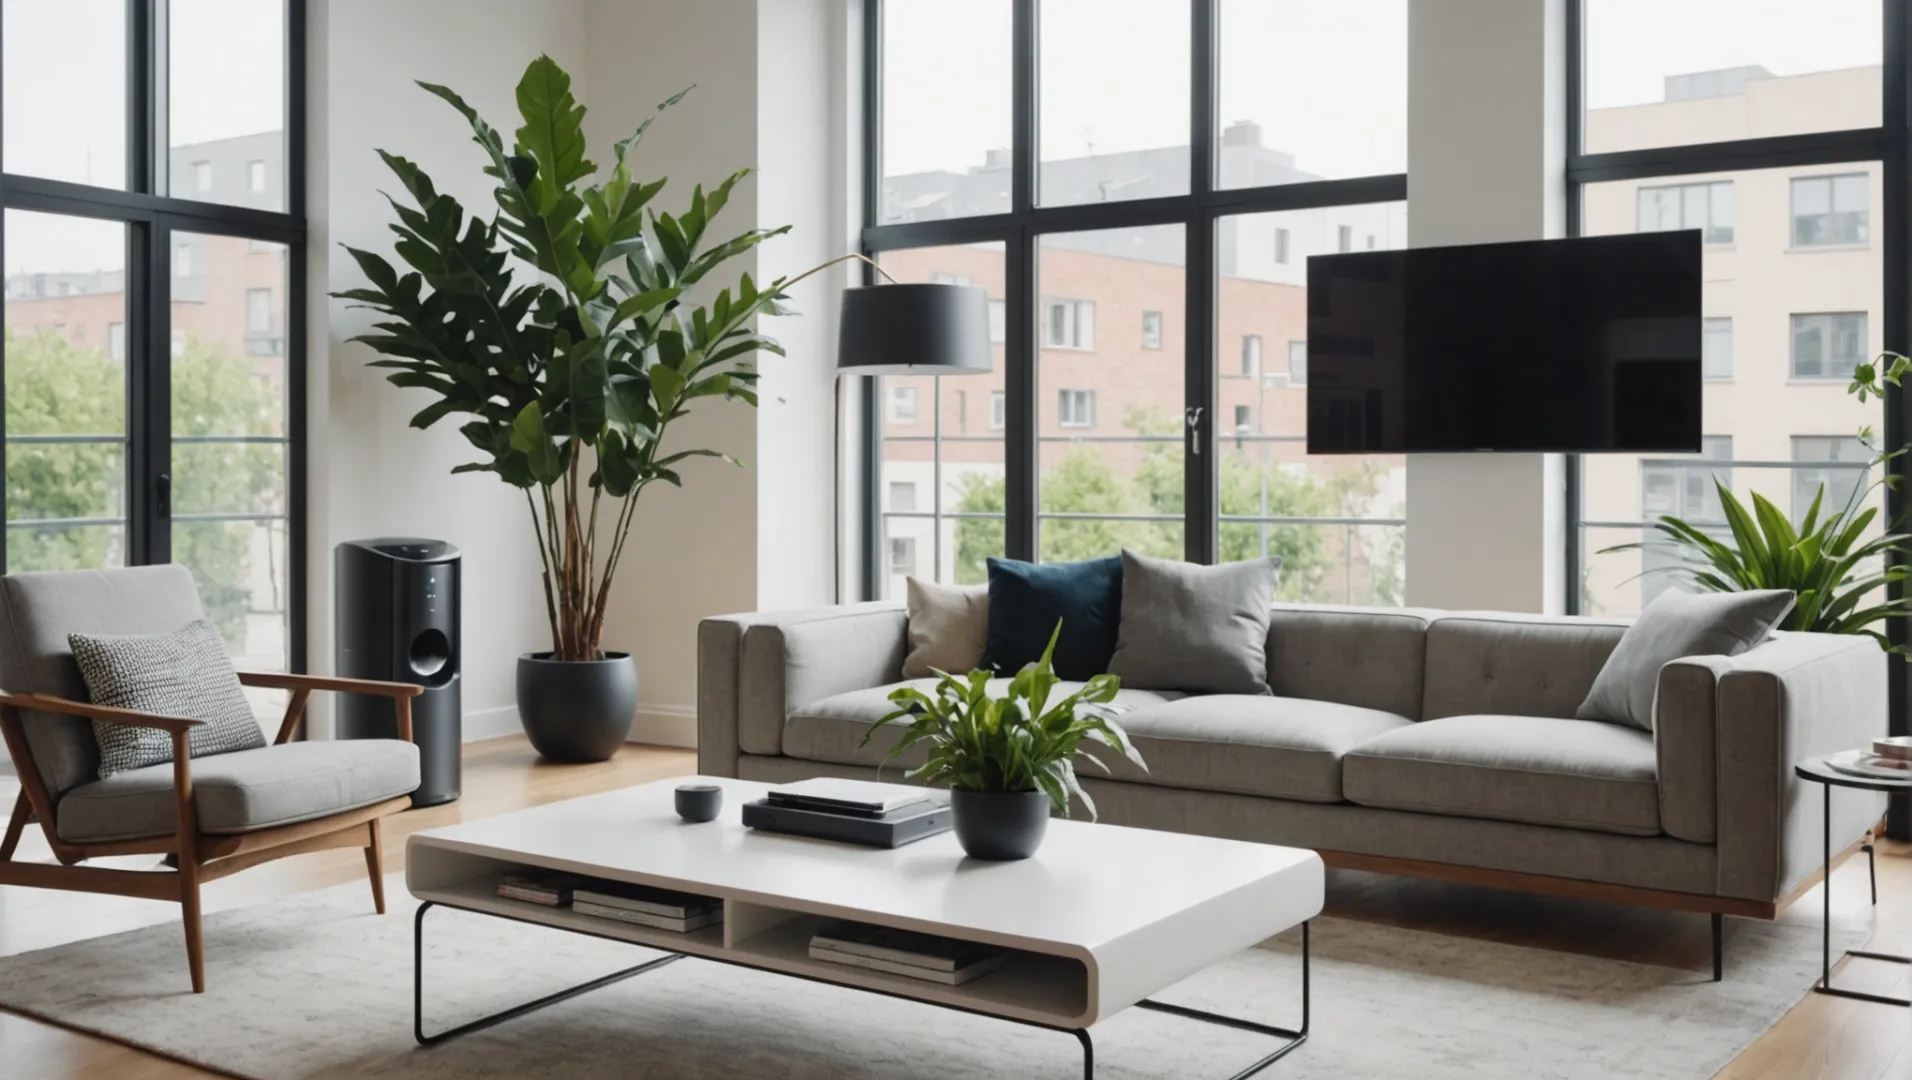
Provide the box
[335,57,794,760]
[1602,351,1912,646]
[860,624,1147,859]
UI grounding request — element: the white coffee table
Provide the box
[406,776,1323,1077]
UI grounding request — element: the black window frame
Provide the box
[859,0,1406,596]
[1564,0,1911,835]
[0,0,309,671]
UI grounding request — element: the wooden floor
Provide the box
[0,737,1905,1079]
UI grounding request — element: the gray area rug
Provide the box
[0,876,1856,1079]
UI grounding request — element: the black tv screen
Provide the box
[1306,231,1702,454]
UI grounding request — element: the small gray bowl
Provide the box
[675,783,723,823]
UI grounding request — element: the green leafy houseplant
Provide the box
[333,56,798,661]
[1600,351,1912,646]
[858,623,1147,819]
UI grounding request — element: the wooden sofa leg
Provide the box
[1711,913,1724,982]
[365,818,386,915]
[1,790,30,862]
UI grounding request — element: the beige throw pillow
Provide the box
[902,578,989,679]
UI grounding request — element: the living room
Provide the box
[0,0,1905,1077]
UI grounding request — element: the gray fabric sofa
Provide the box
[697,601,1885,927]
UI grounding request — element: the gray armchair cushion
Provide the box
[1109,551,1281,695]
[70,618,267,778]
[1577,588,1795,731]
[1343,714,1661,836]
[0,566,209,800]
[57,739,421,843]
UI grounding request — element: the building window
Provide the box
[1791,312,1868,379]
[1141,310,1163,350]
[1232,404,1252,432]
[107,321,125,363]
[192,160,212,192]
[1274,228,1290,264]
[1287,340,1308,386]
[246,287,272,333]
[889,481,919,513]
[170,328,186,357]
[1365,234,1376,250]
[888,384,918,423]
[1057,388,1095,428]
[1700,317,1732,380]
[1792,173,1869,247]
[1241,334,1262,376]
[247,159,266,194]
[888,537,917,578]
[173,242,193,276]
[1636,180,1734,244]
[1792,436,1869,517]
[989,390,1005,430]
[931,271,970,286]
[987,299,1006,344]
[1042,297,1094,349]
[1643,436,1732,523]
[1337,224,1353,253]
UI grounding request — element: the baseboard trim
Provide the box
[630,705,696,749]
[462,705,522,744]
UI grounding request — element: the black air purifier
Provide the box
[335,538,461,807]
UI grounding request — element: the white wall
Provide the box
[311,0,591,739]
[1403,0,1569,613]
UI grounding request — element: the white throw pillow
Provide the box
[902,578,989,679]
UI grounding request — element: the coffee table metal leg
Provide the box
[413,900,686,1045]
[1091,919,1309,1079]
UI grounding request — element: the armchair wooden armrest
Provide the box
[237,672,416,744]
[0,691,203,736]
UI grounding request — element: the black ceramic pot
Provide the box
[516,652,638,763]
[949,788,1050,860]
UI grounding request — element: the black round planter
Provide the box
[949,788,1051,860]
[516,652,638,763]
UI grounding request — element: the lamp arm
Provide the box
[778,252,900,295]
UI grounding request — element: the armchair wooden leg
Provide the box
[1,789,30,862]
[179,850,205,994]
[364,818,386,915]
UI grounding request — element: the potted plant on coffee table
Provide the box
[859,623,1148,860]
[334,57,796,761]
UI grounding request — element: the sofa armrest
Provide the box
[1709,633,1887,903]
[698,604,907,770]
[1653,656,1731,844]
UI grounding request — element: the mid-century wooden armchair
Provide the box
[0,565,423,993]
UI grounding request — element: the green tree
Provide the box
[5,326,282,640]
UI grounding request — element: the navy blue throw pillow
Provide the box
[980,555,1124,681]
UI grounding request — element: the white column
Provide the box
[1403,0,1570,613]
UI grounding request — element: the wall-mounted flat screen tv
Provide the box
[1306,231,1702,454]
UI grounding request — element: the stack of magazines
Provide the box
[493,871,722,933]
[742,778,952,848]
[808,921,1010,986]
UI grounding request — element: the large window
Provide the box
[1571,0,1884,621]
[863,0,1408,600]
[2,3,306,691]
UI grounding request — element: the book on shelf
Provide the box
[809,921,1005,973]
[765,777,935,818]
[570,880,723,919]
[496,872,587,907]
[572,901,723,933]
[807,942,1009,986]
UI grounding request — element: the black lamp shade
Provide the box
[837,283,994,377]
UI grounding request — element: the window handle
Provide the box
[1185,406,1204,456]
[156,473,171,518]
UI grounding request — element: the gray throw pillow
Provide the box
[1109,550,1282,695]
[70,618,267,779]
[902,577,989,678]
[1576,588,1796,731]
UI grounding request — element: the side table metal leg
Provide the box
[1823,783,1833,993]
[1866,842,1878,905]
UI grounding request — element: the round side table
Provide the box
[1794,754,1909,1007]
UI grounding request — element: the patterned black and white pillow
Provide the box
[70,618,267,779]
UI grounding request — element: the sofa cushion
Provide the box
[57,739,421,843]
[981,555,1123,680]
[902,578,989,679]
[1342,715,1660,836]
[1110,551,1281,695]
[1087,694,1413,802]
[1265,605,1434,720]
[783,678,1181,771]
[1577,588,1795,731]
[1421,614,1628,722]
